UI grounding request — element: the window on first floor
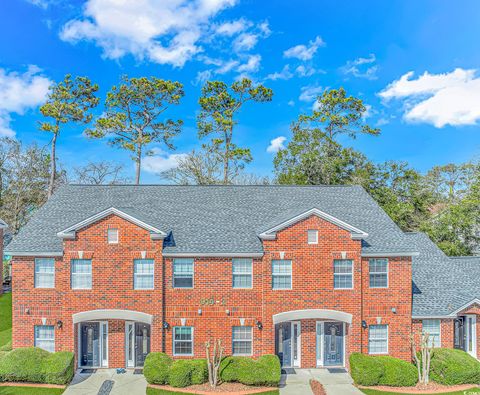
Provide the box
[368,324,388,354]
[34,325,54,352]
[173,259,194,288]
[232,326,253,356]
[272,260,292,290]
[173,326,193,356]
[333,259,353,289]
[34,258,55,288]
[232,258,253,288]
[422,319,441,347]
[71,259,92,289]
[369,258,388,288]
[134,259,154,289]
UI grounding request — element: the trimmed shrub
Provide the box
[144,353,173,385]
[220,354,281,386]
[377,356,417,387]
[169,360,193,388]
[350,353,384,386]
[0,347,50,383]
[189,359,208,385]
[43,351,75,385]
[429,348,480,385]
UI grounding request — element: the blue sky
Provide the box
[1,0,480,183]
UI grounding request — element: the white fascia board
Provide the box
[6,251,63,257]
[163,252,264,258]
[56,207,166,239]
[361,252,419,257]
[449,298,480,316]
[258,208,368,240]
[412,315,455,320]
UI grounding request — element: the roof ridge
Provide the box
[64,184,362,188]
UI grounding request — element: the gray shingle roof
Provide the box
[6,184,415,256]
[409,232,480,317]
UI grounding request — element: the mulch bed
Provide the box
[309,379,327,395]
[0,382,66,389]
[358,383,479,394]
[148,383,277,394]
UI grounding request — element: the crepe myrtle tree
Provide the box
[197,78,273,184]
[86,76,184,184]
[39,74,99,197]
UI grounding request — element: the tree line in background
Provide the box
[0,74,479,257]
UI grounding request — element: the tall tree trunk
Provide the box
[135,145,142,185]
[223,131,231,184]
[48,132,57,198]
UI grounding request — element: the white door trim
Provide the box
[466,315,477,359]
[125,321,135,368]
[292,321,301,367]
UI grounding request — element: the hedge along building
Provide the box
[4,185,479,369]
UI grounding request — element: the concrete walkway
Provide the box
[280,368,363,395]
[64,369,147,395]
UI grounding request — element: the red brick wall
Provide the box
[11,213,414,368]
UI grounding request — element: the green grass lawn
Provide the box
[361,388,480,395]
[0,387,64,395]
[0,292,12,348]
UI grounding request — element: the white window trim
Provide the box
[173,259,194,289]
[173,326,194,356]
[34,325,55,353]
[232,326,253,356]
[107,228,119,244]
[272,260,292,290]
[134,259,155,290]
[34,258,55,289]
[368,324,389,355]
[369,258,389,289]
[232,259,253,289]
[307,229,318,244]
[71,259,92,290]
[333,260,354,290]
[422,319,441,348]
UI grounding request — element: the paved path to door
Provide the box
[64,369,147,395]
[280,368,363,395]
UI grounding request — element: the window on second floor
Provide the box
[272,260,292,290]
[34,258,55,288]
[232,258,253,288]
[369,258,388,288]
[134,259,154,290]
[333,259,353,289]
[307,229,318,244]
[422,319,441,347]
[173,258,194,288]
[107,228,118,244]
[71,259,92,289]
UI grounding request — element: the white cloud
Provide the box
[295,65,316,77]
[216,19,249,36]
[341,54,378,80]
[283,36,325,61]
[265,65,294,81]
[233,32,259,52]
[60,0,238,67]
[25,0,53,8]
[236,55,261,73]
[379,68,480,127]
[266,136,287,153]
[287,100,295,107]
[142,149,188,173]
[0,65,51,137]
[299,84,324,102]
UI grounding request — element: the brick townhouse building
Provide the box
[4,185,479,369]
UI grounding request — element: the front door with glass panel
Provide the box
[323,322,344,366]
[126,322,151,367]
[275,322,300,368]
[80,322,108,368]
